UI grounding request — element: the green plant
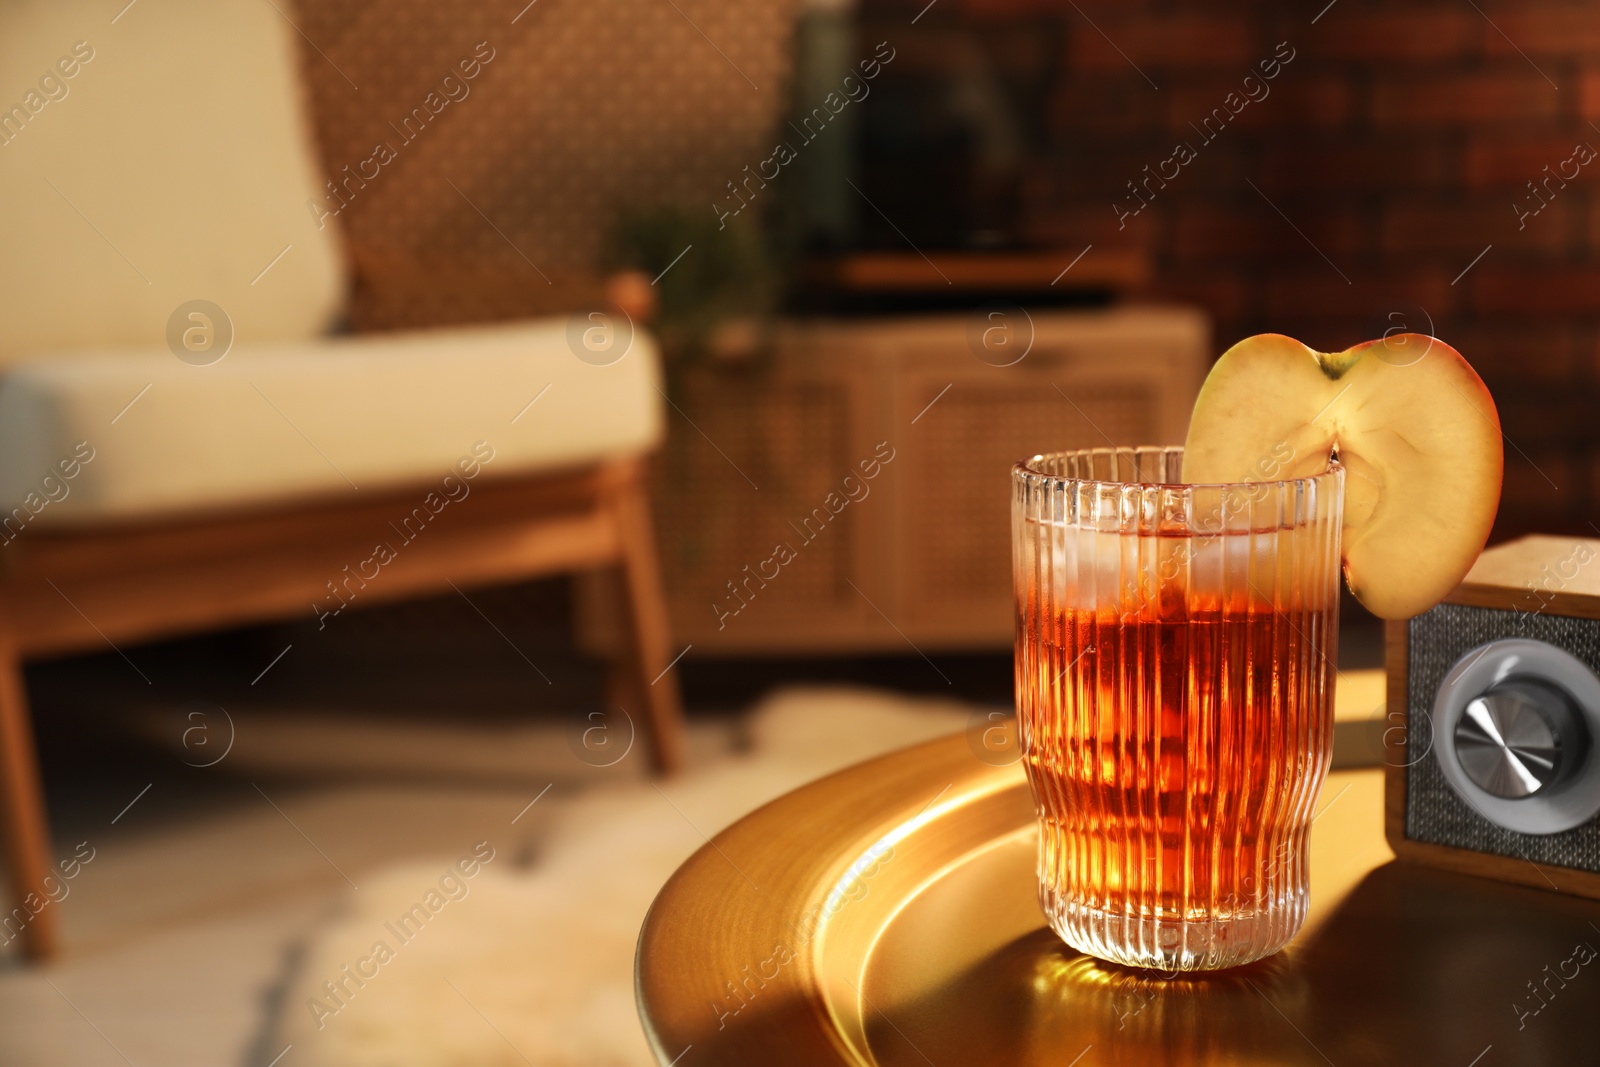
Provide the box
[610,208,780,371]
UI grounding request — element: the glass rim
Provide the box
[1014,445,1344,492]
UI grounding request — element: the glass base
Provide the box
[1042,892,1307,972]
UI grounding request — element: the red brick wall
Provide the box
[994,0,1600,539]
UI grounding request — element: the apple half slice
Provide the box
[1181,332,1503,619]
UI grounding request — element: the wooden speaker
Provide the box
[1386,534,1600,899]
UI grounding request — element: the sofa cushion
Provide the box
[0,0,344,366]
[0,320,663,527]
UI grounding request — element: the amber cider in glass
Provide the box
[1013,447,1342,971]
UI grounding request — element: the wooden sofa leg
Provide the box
[0,637,58,960]
[609,476,687,775]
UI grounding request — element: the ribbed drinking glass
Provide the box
[1012,447,1343,971]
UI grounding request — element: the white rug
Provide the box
[265,686,973,1066]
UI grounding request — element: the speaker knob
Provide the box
[1454,679,1586,799]
[1433,638,1600,834]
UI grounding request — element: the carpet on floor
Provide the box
[264,685,975,1066]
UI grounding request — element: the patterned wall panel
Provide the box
[292,0,799,328]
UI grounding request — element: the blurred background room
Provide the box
[0,0,1595,1064]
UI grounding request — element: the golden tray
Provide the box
[637,733,1600,1065]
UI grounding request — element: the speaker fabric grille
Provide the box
[1406,603,1600,871]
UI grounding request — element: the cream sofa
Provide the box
[0,0,685,959]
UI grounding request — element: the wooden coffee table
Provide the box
[637,731,1600,1065]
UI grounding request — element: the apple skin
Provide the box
[1182,332,1503,620]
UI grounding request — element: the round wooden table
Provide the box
[637,733,1600,1065]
